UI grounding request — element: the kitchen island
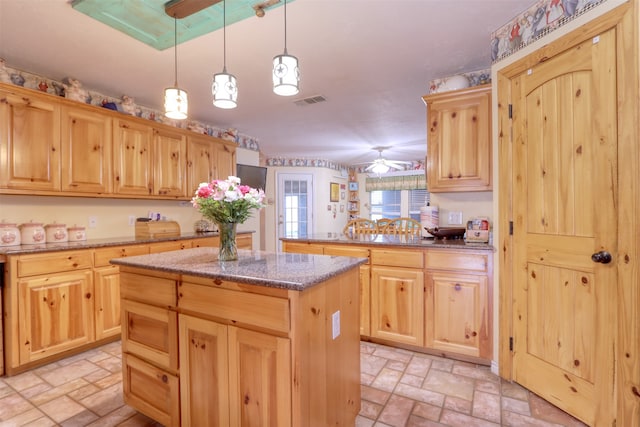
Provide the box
[282,233,495,364]
[111,247,365,427]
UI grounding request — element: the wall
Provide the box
[0,147,260,244]
[264,166,349,252]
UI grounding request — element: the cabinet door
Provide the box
[359,264,371,336]
[178,315,230,427]
[371,266,424,346]
[228,326,291,427]
[213,142,236,180]
[0,89,61,191]
[113,118,153,195]
[425,272,489,359]
[60,105,112,193]
[153,127,187,197]
[18,270,94,363]
[94,265,121,340]
[187,135,214,192]
[424,85,491,192]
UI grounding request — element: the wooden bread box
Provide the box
[135,220,181,239]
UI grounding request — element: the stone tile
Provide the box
[94,372,124,389]
[38,395,86,424]
[371,368,403,392]
[57,348,104,367]
[501,381,529,400]
[359,399,384,419]
[439,408,500,427]
[377,394,415,427]
[528,393,588,426]
[394,383,445,407]
[362,353,389,377]
[362,384,391,405]
[502,410,566,426]
[67,383,101,401]
[99,341,123,357]
[3,372,45,392]
[21,382,54,401]
[472,390,501,423]
[39,360,102,387]
[430,358,454,372]
[0,392,36,421]
[79,383,125,417]
[83,368,112,384]
[444,395,472,414]
[422,369,475,401]
[84,405,138,427]
[372,346,413,364]
[502,396,531,416]
[0,408,47,426]
[476,379,501,395]
[356,415,376,427]
[0,381,14,399]
[95,355,122,373]
[401,372,424,387]
[406,356,432,377]
[385,359,407,371]
[22,416,58,427]
[85,350,113,364]
[116,412,165,426]
[373,422,394,427]
[412,401,442,421]
[407,414,448,426]
[360,342,378,355]
[452,364,499,382]
[361,372,376,386]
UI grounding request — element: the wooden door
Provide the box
[60,105,112,193]
[18,270,94,363]
[0,89,60,191]
[153,127,187,197]
[187,135,214,192]
[370,266,424,346]
[178,315,230,427]
[94,266,121,340]
[113,118,152,195]
[511,29,617,425]
[228,326,291,427]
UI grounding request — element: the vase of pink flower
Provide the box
[191,176,265,261]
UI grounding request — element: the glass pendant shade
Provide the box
[371,163,391,175]
[164,87,188,119]
[212,70,238,109]
[273,52,299,96]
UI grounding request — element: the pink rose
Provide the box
[196,184,213,198]
[238,185,251,195]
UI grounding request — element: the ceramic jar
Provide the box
[45,222,68,243]
[0,221,21,246]
[67,225,86,242]
[19,221,46,245]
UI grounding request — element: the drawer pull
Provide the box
[161,374,168,383]
[454,284,462,291]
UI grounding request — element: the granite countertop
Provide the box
[110,247,367,291]
[0,231,252,259]
[281,233,495,251]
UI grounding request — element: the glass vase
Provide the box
[217,222,238,261]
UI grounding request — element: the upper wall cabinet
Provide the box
[422,84,492,192]
[0,88,61,191]
[0,83,235,200]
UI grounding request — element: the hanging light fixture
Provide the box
[212,0,237,109]
[272,0,299,96]
[164,15,188,120]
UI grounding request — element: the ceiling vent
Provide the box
[294,95,327,106]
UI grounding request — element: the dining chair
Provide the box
[381,217,422,237]
[343,218,379,235]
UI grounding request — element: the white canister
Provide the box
[420,205,439,237]
[0,221,21,246]
[19,221,46,245]
[67,225,86,242]
[45,222,68,243]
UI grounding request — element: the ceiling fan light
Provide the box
[212,70,237,109]
[371,162,391,174]
[164,87,189,119]
[273,53,299,96]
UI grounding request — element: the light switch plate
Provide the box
[448,211,463,225]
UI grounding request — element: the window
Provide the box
[370,189,429,221]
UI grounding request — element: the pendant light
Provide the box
[164,16,188,120]
[212,0,237,109]
[272,0,299,96]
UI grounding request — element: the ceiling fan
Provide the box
[358,147,412,174]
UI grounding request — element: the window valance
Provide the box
[365,173,426,191]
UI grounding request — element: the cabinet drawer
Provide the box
[237,233,253,250]
[122,299,178,371]
[370,248,424,269]
[425,250,488,273]
[190,236,217,248]
[94,245,149,267]
[282,241,323,255]
[120,271,178,307]
[179,282,290,334]
[148,240,189,254]
[324,245,370,263]
[17,250,93,277]
[123,353,180,427]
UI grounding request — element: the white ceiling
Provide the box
[0,0,531,166]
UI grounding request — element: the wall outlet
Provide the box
[128,215,136,226]
[448,211,463,225]
[332,310,341,340]
[88,216,98,228]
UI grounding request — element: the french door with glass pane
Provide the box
[277,173,313,251]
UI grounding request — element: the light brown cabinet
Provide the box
[186,134,237,193]
[422,84,492,192]
[112,118,153,196]
[0,87,61,191]
[153,127,187,197]
[60,105,112,193]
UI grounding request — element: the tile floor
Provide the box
[0,341,587,427]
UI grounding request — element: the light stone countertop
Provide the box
[110,247,367,291]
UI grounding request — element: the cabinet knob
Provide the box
[591,251,612,264]
[454,284,462,291]
[161,374,168,383]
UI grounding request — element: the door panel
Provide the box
[511,29,617,425]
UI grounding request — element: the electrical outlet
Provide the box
[332,310,341,340]
[448,211,463,225]
[128,215,136,226]
[88,216,97,228]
